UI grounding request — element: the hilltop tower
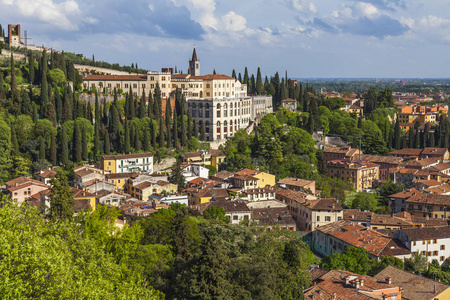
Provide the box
[189,47,200,76]
[7,24,20,47]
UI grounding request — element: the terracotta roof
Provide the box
[183,151,202,158]
[210,200,251,213]
[102,152,154,160]
[133,181,154,190]
[406,193,450,206]
[406,158,439,168]
[276,188,318,202]
[277,177,315,188]
[359,154,403,165]
[374,266,450,300]
[208,149,227,157]
[421,147,449,156]
[343,209,373,222]
[429,163,450,172]
[402,226,450,241]
[171,73,189,80]
[212,170,234,179]
[83,74,147,81]
[349,105,362,109]
[315,220,392,257]
[194,188,228,198]
[6,177,37,188]
[233,174,259,181]
[105,172,138,179]
[370,214,414,227]
[251,207,296,226]
[191,74,235,80]
[72,189,96,198]
[8,180,48,192]
[415,179,442,187]
[307,198,343,211]
[379,239,411,256]
[234,168,262,176]
[389,148,423,156]
[35,169,57,178]
[388,188,421,199]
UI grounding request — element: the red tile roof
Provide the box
[84,74,147,81]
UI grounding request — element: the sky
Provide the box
[2,0,450,78]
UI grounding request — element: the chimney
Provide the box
[386,277,392,284]
[344,276,350,286]
[360,279,364,287]
[355,280,360,289]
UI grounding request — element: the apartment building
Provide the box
[101,152,154,174]
[231,168,276,191]
[326,160,379,192]
[277,177,316,194]
[405,193,450,219]
[323,146,361,161]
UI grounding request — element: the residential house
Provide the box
[83,179,115,194]
[312,220,410,259]
[72,189,97,211]
[188,187,229,205]
[131,181,177,201]
[306,269,402,300]
[97,191,131,207]
[73,166,105,187]
[182,163,209,182]
[251,207,297,230]
[277,177,316,194]
[182,149,227,169]
[210,200,252,224]
[343,209,373,228]
[7,178,49,205]
[389,148,423,158]
[242,187,276,202]
[388,188,422,213]
[405,193,450,219]
[348,105,363,115]
[359,154,404,181]
[101,152,154,174]
[395,226,450,265]
[389,147,449,161]
[124,174,168,194]
[232,168,275,190]
[105,172,138,192]
[374,265,450,300]
[323,146,361,162]
[211,170,234,188]
[276,189,343,231]
[35,169,56,186]
[326,160,380,192]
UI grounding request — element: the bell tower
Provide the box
[189,47,200,76]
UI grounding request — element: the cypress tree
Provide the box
[21,88,32,116]
[45,101,57,127]
[28,51,34,84]
[72,123,82,162]
[87,102,93,123]
[200,120,206,141]
[394,118,401,150]
[232,69,236,79]
[109,105,120,152]
[243,67,249,85]
[159,117,165,148]
[124,120,130,154]
[445,122,450,149]
[50,130,57,165]
[93,122,100,160]
[193,119,198,139]
[154,83,162,118]
[250,74,256,95]
[152,121,157,149]
[166,99,172,148]
[62,86,73,123]
[148,91,153,118]
[213,69,216,75]
[238,73,242,82]
[424,123,430,147]
[11,125,18,156]
[10,52,17,93]
[187,111,192,139]
[60,126,69,165]
[256,67,263,95]
[143,128,150,151]
[39,136,46,161]
[32,103,38,123]
[104,129,111,155]
[408,127,414,148]
[139,90,146,118]
[173,110,179,149]
[135,127,141,151]
[358,116,363,129]
[103,98,108,125]
[430,129,436,147]
[388,130,394,149]
[55,86,62,122]
[0,70,4,100]
[82,127,88,161]
[181,111,187,146]
[40,67,48,111]
[415,123,420,148]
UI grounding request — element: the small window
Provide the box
[441,256,445,262]
[317,216,320,222]
[434,239,437,244]
[423,240,426,245]
[413,241,416,246]
[233,216,238,220]
[325,216,331,222]
[441,245,446,250]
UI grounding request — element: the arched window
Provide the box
[199,103,203,109]
[205,121,210,133]
[206,103,210,109]
[217,104,221,117]
[217,121,221,134]
[192,103,196,108]
[230,120,233,132]
[230,103,233,117]
[224,103,228,117]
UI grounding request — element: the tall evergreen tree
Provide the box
[232,69,236,79]
[153,83,162,118]
[82,127,88,161]
[424,123,430,147]
[148,91,153,118]
[124,120,130,154]
[45,101,57,127]
[173,110,179,149]
[250,74,256,95]
[109,105,121,152]
[187,111,192,140]
[21,88,32,116]
[55,86,62,122]
[48,170,74,221]
[139,90,146,118]
[143,128,150,152]
[159,117,165,148]
[32,103,38,123]
[60,126,69,165]
[39,136,46,161]
[62,86,73,123]
[134,127,141,151]
[181,112,187,146]
[415,122,420,148]
[28,51,34,84]
[238,73,242,83]
[93,122,100,160]
[72,123,82,162]
[200,120,206,141]
[256,67,264,95]
[11,125,18,156]
[408,126,414,148]
[50,131,57,165]
[152,121,157,150]
[243,67,249,86]
[104,129,111,155]
[394,118,401,150]
[193,119,198,139]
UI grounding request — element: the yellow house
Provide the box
[209,149,227,169]
[348,105,363,115]
[183,149,228,169]
[105,172,138,192]
[189,188,229,205]
[72,189,96,211]
[397,113,418,124]
[131,181,178,201]
[406,193,450,219]
[234,168,276,188]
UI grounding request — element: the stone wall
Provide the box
[154,157,176,172]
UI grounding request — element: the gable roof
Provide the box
[277,177,315,188]
[102,152,154,160]
[401,226,450,241]
[35,169,57,178]
[374,265,450,300]
[83,74,147,81]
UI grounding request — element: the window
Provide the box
[124,84,129,88]
[317,216,320,221]
[423,240,426,245]
[161,84,166,88]
[133,84,137,88]
[108,162,111,166]
[421,251,426,255]
[441,245,446,250]
[162,76,166,81]
[413,241,416,246]
[441,256,445,262]
[434,251,439,256]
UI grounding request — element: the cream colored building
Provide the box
[326,160,380,192]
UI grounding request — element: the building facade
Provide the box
[101,153,154,174]
[326,160,380,192]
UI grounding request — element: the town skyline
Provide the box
[2,0,450,78]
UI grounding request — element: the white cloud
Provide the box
[221,11,247,32]
[353,2,380,19]
[289,0,316,14]
[172,0,218,29]
[0,0,82,30]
